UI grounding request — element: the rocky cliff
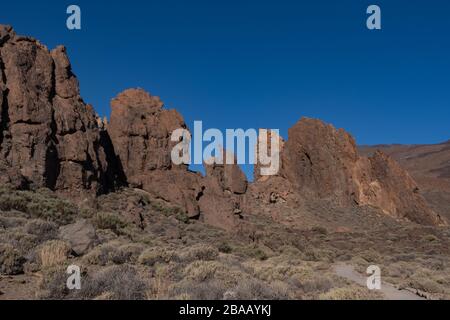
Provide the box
[0,24,445,228]
[0,25,110,195]
[252,118,445,226]
[108,88,247,229]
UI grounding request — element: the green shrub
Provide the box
[25,219,58,242]
[0,244,26,275]
[0,189,78,224]
[93,212,127,234]
[138,248,175,266]
[311,226,328,235]
[218,242,233,254]
[177,244,219,262]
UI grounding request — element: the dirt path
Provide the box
[333,263,426,300]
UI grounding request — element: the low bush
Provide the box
[0,244,26,275]
[39,240,71,268]
[92,212,127,234]
[319,285,382,300]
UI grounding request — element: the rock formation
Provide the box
[107,88,247,229]
[0,24,445,228]
[252,118,445,226]
[359,141,450,222]
[0,25,109,195]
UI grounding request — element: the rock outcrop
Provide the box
[252,118,445,226]
[0,24,444,229]
[0,25,109,195]
[108,89,247,229]
[359,141,450,222]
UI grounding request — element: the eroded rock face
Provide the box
[108,89,246,229]
[109,88,187,183]
[205,152,248,195]
[0,24,443,229]
[252,117,444,226]
[0,25,108,194]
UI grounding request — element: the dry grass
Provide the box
[1,187,450,300]
[39,240,71,268]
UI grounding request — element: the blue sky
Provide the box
[1,0,449,177]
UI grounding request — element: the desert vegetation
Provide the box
[1,185,449,300]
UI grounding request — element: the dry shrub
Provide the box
[146,274,171,300]
[80,265,148,300]
[39,240,72,268]
[177,244,219,263]
[83,242,142,266]
[169,279,227,300]
[138,247,176,266]
[319,285,382,300]
[25,219,58,242]
[93,212,127,234]
[183,261,222,282]
[230,278,290,300]
[0,243,26,275]
[39,264,149,300]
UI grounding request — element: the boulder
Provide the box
[59,219,97,256]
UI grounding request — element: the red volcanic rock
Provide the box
[0,25,108,194]
[201,152,247,228]
[281,118,360,203]
[1,25,444,229]
[108,88,203,218]
[109,88,187,182]
[108,89,245,229]
[253,117,445,226]
[204,151,248,195]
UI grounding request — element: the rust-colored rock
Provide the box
[252,117,445,226]
[0,25,108,194]
[109,88,187,182]
[1,25,444,229]
[108,89,245,229]
[205,151,248,195]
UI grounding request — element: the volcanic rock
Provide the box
[0,25,109,195]
[359,141,450,222]
[108,89,245,229]
[252,117,445,226]
[204,151,248,195]
[59,219,98,256]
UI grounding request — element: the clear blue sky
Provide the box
[1,0,449,177]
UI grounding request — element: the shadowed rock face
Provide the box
[251,118,445,226]
[0,25,108,194]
